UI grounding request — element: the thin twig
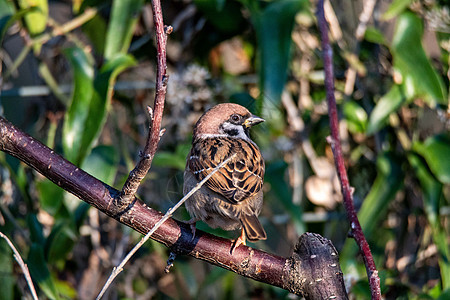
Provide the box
[118,0,171,206]
[0,232,39,300]
[316,1,382,299]
[96,154,237,299]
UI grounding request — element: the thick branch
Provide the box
[119,0,170,206]
[316,1,381,299]
[0,116,348,299]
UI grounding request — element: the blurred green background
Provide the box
[0,0,449,299]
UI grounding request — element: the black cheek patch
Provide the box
[225,128,239,136]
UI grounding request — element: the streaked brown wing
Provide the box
[188,137,264,204]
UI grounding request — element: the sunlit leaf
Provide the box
[64,49,135,165]
[367,85,406,134]
[343,100,367,134]
[364,27,387,45]
[17,0,48,36]
[414,134,450,184]
[77,54,136,164]
[392,11,447,105]
[104,0,144,60]
[54,279,77,299]
[382,0,413,20]
[63,47,95,165]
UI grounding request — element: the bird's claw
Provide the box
[230,229,246,254]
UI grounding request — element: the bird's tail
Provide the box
[240,214,267,241]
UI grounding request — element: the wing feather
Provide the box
[188,137,264,204]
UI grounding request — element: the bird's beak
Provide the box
[243,115,265,128]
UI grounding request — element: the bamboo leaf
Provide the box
[104,0,144,59]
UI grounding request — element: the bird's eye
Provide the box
[231,114,240,123]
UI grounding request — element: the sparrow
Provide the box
[183,103,267,253]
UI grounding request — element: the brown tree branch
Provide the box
[0,116,348,299]
[316,0,381,299]
[118,0,171,207]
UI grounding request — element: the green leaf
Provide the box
[358,153,403,238]
[367,85,406,134]
[438,289,450,300]
[230,92,258,113]
[414,134,450,184]
[0,2,29,44]
[81,145,119,185]
[408,153,442,228]
[17,0,48,36]
[392,11,447,105]
[250,0,309,105]
[382,0,413,20]
[63,47,95,165]
[27,213,45,246]
[36,178,65,215]
[82,14,107,55]
[153,143,191,171]
[408,153,450,289]
[104,0,144,60]
[364,27,387,45]
[343,100,367,134]
[64,49,135,165]
[74,202,91,229]
[351,279,371,300]
[54,279,77,299]
[340,153,403,270]
[28,244,60,300]
[78,54,136,164]
[44,221,77,265]
[194,0,245,33]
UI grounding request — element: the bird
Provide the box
[183,103,267,254]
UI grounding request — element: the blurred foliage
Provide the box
[0,0,449,299]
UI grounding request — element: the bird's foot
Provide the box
[230,228,246,254]
[184,218,197,241]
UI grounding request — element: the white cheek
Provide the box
[220,122,249,140]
